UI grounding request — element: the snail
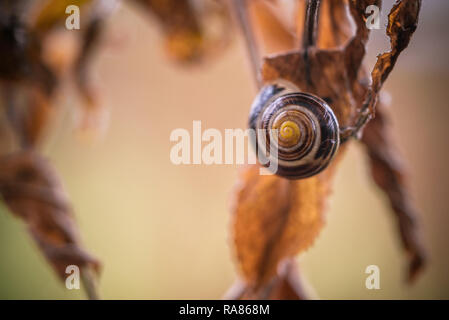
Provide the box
[249,80,340,179]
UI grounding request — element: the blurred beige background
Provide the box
[1,0,448,299]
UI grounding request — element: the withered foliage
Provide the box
[0,0,107,299]
[0,0,229,299]
[230,163,334,291]
[0,0,425,300]
[228,0,425,299]
[0,151,100,281]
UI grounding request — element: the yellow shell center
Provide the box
[279,120,301,145]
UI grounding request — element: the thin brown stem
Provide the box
[302,0,321,50]
[231,0,262,88]
[81,267,100,300]
[302,0,321,86]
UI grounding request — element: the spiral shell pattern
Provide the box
[249,80,340,179]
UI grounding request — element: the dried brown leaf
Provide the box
[361,102,426,283]
[344,0,422,137]
[0,151,100,281]
[344,0,380,82]
[231,161,339,290]
[370,0,421,94]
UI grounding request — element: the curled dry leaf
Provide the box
[370,0,421,95]
[344,0,422,138]
[361,101,426,283]
[344,0,380,82]
[0,151,100,284]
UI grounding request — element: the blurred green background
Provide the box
[1,0,449,299]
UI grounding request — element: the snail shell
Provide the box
[249,80,340,179]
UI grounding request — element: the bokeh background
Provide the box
[1,0,448,299]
